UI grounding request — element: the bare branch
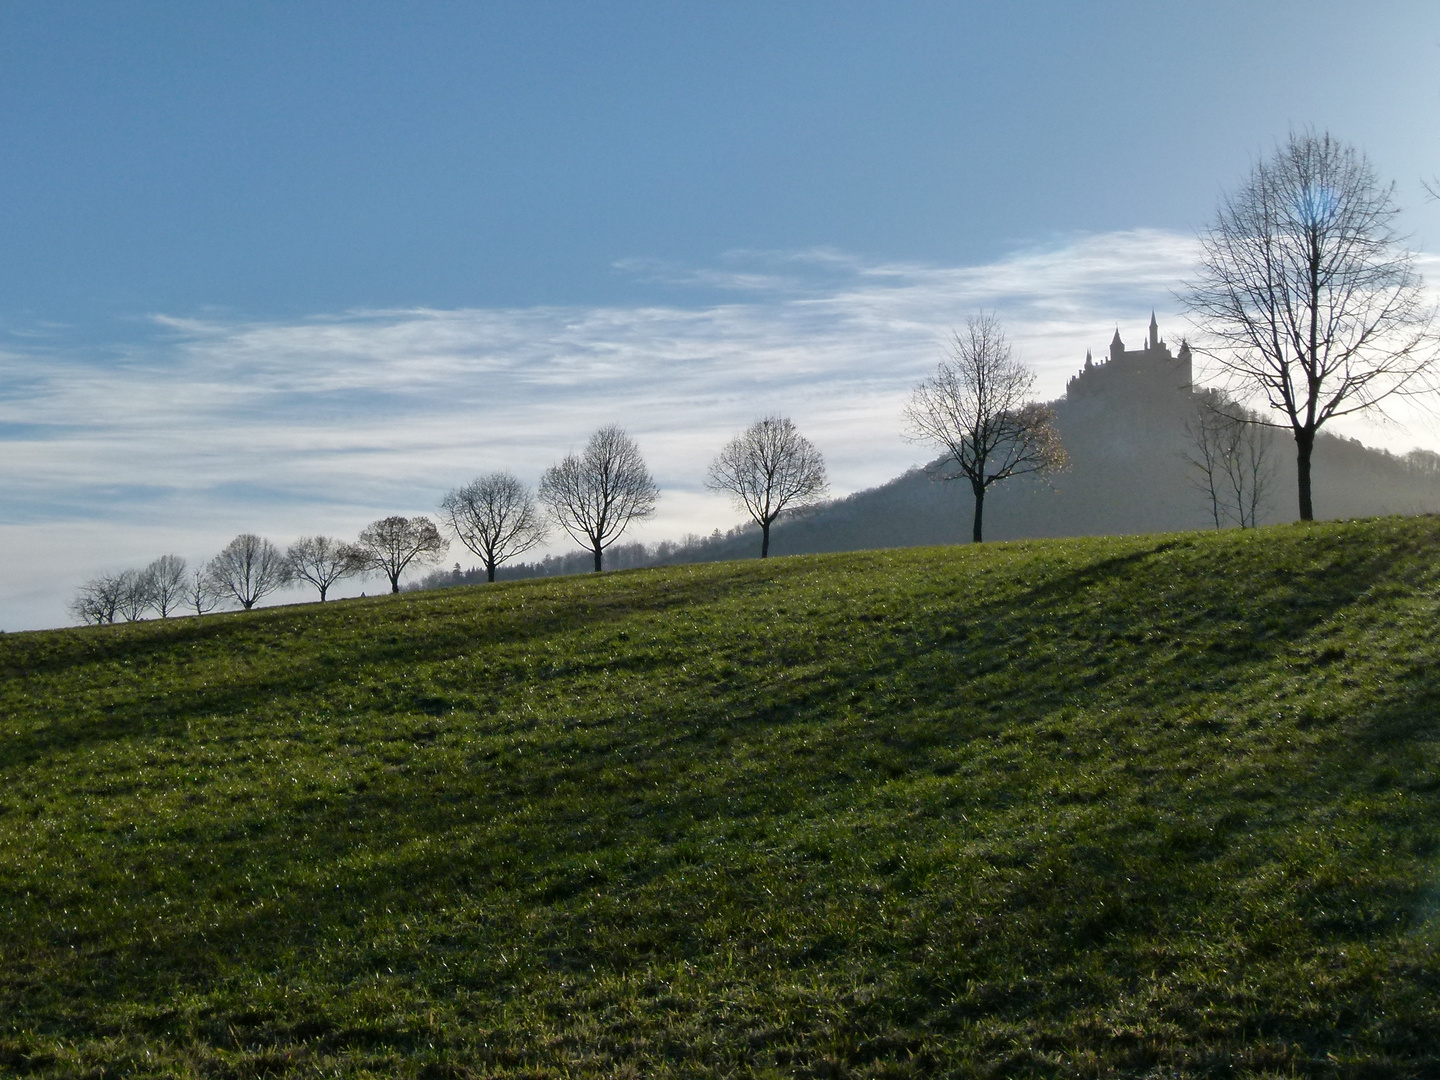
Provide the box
[187,568,223,616]
[287,536,366,601]
[144,554,188,618]
[113,568,152,622]
[69,573,126,625]
[1184,392,1275,528]
[206,534,292,611]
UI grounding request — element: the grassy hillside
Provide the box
[3,518,1440,1078]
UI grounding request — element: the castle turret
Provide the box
[1070,318,1195,403]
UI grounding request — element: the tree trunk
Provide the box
[761,521,770,558]
[486,560,496,583]
[1295,428,1316,522]
[972,483,985,543]
[389,573,400,594]
[593,545,603,573]
[319,585,328,602]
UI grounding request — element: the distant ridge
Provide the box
[665,318,1440,563]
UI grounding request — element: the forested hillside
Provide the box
[749,390,1440,558]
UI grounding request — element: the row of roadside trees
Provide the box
[71,418,833,623]
[436,417,830,581]
[69,519,453,624]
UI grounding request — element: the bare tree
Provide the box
[439,473,549,582]
[69,573,126,625]
[1185,393,1275,529]
[706,416,829,558]
[187,568,223,616]
[354,516,449,593]
[143,554,188,617]
[1226,420,1274,529]
[1186,402,1228,530]
[539,425,659,571]
[207,534,292,610]
[114,568,153,622]
[904,314,1066,543]
[287,536,366,601]
[1185,131,1435,521]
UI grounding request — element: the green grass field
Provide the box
[3,518,1440,1078]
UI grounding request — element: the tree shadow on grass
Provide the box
[915,526,1411,721]
[0,561,814,771]
[9,523,1440,1069]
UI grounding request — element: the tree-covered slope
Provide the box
[741,399,1440,561]
[3,518,1440,1077]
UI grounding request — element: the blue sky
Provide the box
[3,1,1440,629]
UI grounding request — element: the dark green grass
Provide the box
[3,519,1440,1077]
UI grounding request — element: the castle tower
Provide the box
[1069,318,1194,403]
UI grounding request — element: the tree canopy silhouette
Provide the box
[540,425,658,572]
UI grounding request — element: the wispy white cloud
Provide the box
[7,228,1427,631]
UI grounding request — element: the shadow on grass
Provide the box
[8,522,1440,1072]
[0,561,808,771]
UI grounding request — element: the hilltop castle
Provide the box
[1065,313,1193,403]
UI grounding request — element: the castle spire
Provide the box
[1110,327,1124,362]
[1084,348,1093,370]
[1149,311,1159,350]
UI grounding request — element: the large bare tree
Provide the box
[439,473,549,582]
[354,516,449,593]
[1185,131,1434,521]
[207,534,292,611]
[905,314,1065,542]
[706,416,828,558]
[143,554,188,617]
[539,424,659,572]
[287,536,366,601]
